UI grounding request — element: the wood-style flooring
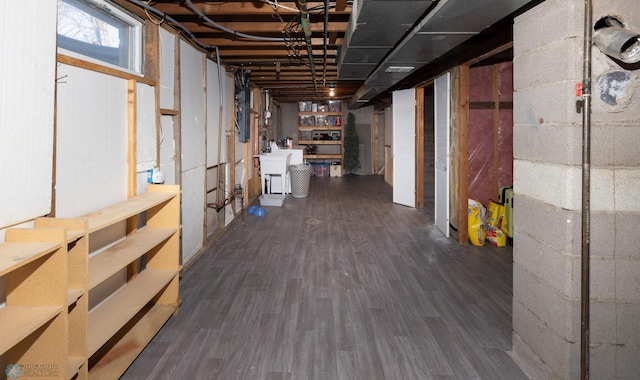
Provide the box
[122,175,526,379]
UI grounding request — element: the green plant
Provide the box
[343,112,360,174]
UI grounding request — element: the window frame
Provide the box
[57,0,144,75]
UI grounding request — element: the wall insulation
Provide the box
[55,64,128,217]
[179,40,206,264]
[0,1,57,229]
[467,62,514,207]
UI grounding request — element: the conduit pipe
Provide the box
[298,0,318,93]
[580,0,593,379]
[127,0,214,50]
[322,0,329,87]
[215,46,225,206]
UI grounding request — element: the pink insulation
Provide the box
[467,63,514,208]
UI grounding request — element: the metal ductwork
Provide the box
[337,0,437,80]
[340,0,535,108]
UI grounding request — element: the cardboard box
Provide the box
[330,164,342,177]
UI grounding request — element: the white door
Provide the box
[434,72,450,237]
[392,88,416,207]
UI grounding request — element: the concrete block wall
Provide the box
[512,0,640,379]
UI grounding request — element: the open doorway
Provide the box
[417,47,514,244]
[421,83,435,223]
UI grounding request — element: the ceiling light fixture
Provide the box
[329,84,335,97]
[385,66,415,73]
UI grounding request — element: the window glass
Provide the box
[58,0,142,73]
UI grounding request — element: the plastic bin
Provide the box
[290,163,313,198]
[314,163,330,177]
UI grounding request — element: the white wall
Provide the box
[0,1,57,230]
[179,41,206,263]
[55,65,128,217]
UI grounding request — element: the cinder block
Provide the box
[590,258,617,301]
[589,300,618,344]
[590,344,618,380]
[514,232,580,298]
[513,123,582,165]
[513,40,581,91]
[514,160,581,210]
[616,302,640,346]
[614,168,640,212]
[590,123,616,167]
[615,341,640,378]
[513,83,581,126]
[590,211,616,259]
[615,125,640,166]
[513,265,579,340]
[512,299,577,378]
[614,212,640,259]
[616,258,640,302]
[513,194,580,255]
[514,0,581,56]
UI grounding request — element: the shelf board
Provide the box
[303,154,343,159]
[0,305,62,355]
[67,288,84,307]
[66,230,85,243]
[81,192,176,233]
[298,111,342,116]
[88,304,175,378]
[68,356,86,379]
[0,241,61,277]
[298,126,342,131]
[87,269,178,357]
[159,108,179,115]
[88,227,176,290]
[299,140,342,145]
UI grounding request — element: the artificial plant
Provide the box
[342,112,360,174]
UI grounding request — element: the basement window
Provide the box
[57,0,142,74]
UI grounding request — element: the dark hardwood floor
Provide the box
[122,175,526,379]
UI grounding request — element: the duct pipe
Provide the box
[580,0,593,379]
[298,0,318,93]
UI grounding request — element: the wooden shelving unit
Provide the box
[83,184,180,378]
[0,184,180,379]
[0,229,69,378]
[297,101,343,175]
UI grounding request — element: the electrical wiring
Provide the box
[184,0,287,42]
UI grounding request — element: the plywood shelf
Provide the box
[68,356,86,379]
[67,288,84,307]
[0,306,62,355]
[298,126,342,131]
[0,241,61,276]
[88,227,177,290]
[0,185,179,379]
[298,111,342,116]
[298,101,343,169]
[299,140,342,145]
[303,154,343,159]
[88,304,175,378]
[88,268,178,356]
[81,191,176,233]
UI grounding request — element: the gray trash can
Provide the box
[290,163,313,198]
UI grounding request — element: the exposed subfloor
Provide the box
[121,175,526,379]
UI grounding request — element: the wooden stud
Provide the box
[458,65,470,245]
[492,64,500,200]
[127,79,139,281]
